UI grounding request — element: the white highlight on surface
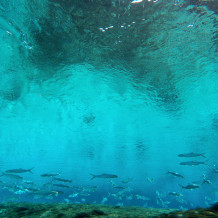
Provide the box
[131,0,143,3]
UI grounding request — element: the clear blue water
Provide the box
[0,0,217,210]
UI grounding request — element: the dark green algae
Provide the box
[0,203,175,217]
[0,203,217,217]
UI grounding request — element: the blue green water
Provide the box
[0,0,217,210]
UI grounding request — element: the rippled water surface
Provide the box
[0,0,217,209]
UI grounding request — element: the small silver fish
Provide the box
[53,178,72,183]
[168,192,183,197]
[212,167,218,173]
[180,184,200,190]
[122,178,133,184]
[167,171,184,178]
[1,173,23,180]
[53,184,70,188]
[6,168,34,174]
[113,186,126,190]
[146,177,154,183]
[41,173,60,177]
[23,180,35,185]
[31,190,60,196]
[178,152,205,158]
[202,174,212,185]
[90,173,118,180]
[180,161,206,166]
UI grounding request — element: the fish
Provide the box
[69,193,79,198]
[2,184,22,192]
[41,173,60,177]
[75,185,97,192]
[179,184,200,190]
[23,180,35,185]
[113,186,126,190]
[90,173,118,180]
[30,190,60,197]
[101,197,108,204]
[167,171,184,178]
[202,174,212,185]
[178,152,206,158]
[211,166,218,173]
[168,192,183,197]
[53,178,72,183]
[1,173,23,180]
[180,161,206,166]
[43,182,53,188]
[5,168,34,174]
[214,169,218,173]
[146,177,154,183]
[135,195,151,201]
[53,184,70,188]
[26,188,40,192]
[122,178,133,184]
[202,179,212,185]
[209,165,218,173]
[108,179,116,186]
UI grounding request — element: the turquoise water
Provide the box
[0,0,217,209]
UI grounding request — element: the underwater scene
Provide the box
[0,0,217,215]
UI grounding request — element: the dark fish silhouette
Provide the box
[214,169,218,173]
[113,186,126,190]
[6,168,34,174]
[178,152,205,158]
[53,178,72,183]
[202,174,212,185]
[168,192,183,197]
[90,173,118,180]
[179,184,200,190]
[53,184,70,188]
[41,173,60,177]
[29,190,60,196]
[1,173,23,180]
[167,171,184,178]
[180,161,206,166]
